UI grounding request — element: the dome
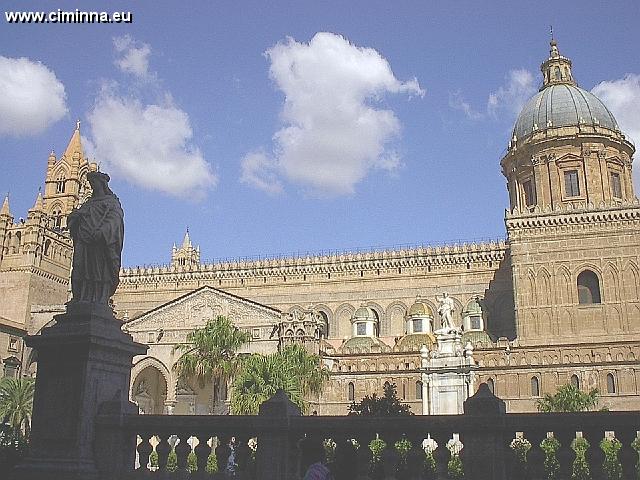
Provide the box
[341,336,390,352]
[408,298,433,317]
[461,330,492,348]
[395,333,436,352]
[352,305,377,321]
[513,84,619,142]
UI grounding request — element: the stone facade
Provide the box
[2,40,639,415]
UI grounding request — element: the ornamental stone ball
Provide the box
[67,171,124,305]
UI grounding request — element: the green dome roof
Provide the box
[341,336,390,353]
[408,299,433,317]
[461,330,492,347]
[353,305,377,321]
[395,333,435,352]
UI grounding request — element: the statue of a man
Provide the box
[436,292,456,330]
[67,171,124,305]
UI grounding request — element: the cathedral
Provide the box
[1,40,639,415]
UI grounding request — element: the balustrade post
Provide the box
[255,389,301,480]
[462,383,507,480]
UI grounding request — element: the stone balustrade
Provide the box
[93,387,640,480]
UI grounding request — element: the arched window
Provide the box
[416,381,423,400]
[486,378,495,394]
[571,374,580,389]
[347,382,355,402]
[606,373,616,394]
[531,376,540,397]
[401,382,406,399]
[317,311,329,338]
[577,270,601,304]
[44,239,51,256]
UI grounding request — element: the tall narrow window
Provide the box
[571,374,580,389]
[347,382,355,402]
[531,376,540,397]
[56,176,66,194]
[564,170,580,197]
[523,180,536,207]
[610,172,622,198]
[416,381,423,400]
[577,270,601,304]
[606,373,616,394]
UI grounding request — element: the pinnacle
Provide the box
[62,121,84,160]
[0,195,10,216]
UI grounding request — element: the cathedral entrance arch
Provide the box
[131,363,169,414]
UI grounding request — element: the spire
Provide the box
[0,195,10,216]
[182,228,191,248]
[31,190,44,211]
[62,119,84,161]
[540,36,576,90]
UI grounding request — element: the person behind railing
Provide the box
[299,436,334,480]
[213,440,231,479]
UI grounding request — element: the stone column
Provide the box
[12,302,147,480]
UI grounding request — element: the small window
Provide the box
[486,378,495,394]
[554,66,561,80]
[348,382,355,402]
[356,322,366,336]
[523,180,536,207]
[147,332,155,343]
[606,373,616,394]
[531,376,540,397]
[2,358,20,379]
[56,176,66,194]
[416,381,423,400]
[571,374,580,389]
[577,270,601,304]
[564,170,581,197]
[470,316,482,330]
[8,337,18,353]
[610,172,622,198]
[401,383,406,399]
[412,318,423,333]
[252,328,261,339]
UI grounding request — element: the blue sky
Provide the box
[2,0,640,267]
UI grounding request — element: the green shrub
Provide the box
[600,438,623,480]
[206,452,218,474]
[149,450,158,470]
[424,449,436,479]
[187,451,198,473]
[632,436,640,480]
[447,453,464,480]
[369,436,386,464]
[541,436,560,480]
[571,437,591,480]
[166,448,177,472]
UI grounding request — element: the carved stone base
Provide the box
[12,302,146,480]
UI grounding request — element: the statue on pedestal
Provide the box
[436,292,456,331]
[67,171,124,305]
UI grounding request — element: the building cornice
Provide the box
[119,240,509,285]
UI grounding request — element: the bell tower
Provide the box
[43,120,96,229]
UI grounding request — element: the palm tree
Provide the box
[231,353,302,415]
[173,316,251,406]
[0,377,35,440]
[231,344,328,414]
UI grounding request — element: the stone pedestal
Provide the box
[12,302,147,480]
[421,329,477,415]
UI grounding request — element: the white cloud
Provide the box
[240,151,283,195]
[488,69,536,117]
[86,37,215,198]
[592,74,640,187]
[449,91,483,120]
[0,56,67,136]
[245,32,424,196]
[113,35,152,80]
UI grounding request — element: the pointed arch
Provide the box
[527,269,536,306]
[537,267,552,305]
[623,261,640,301]
[384,301,408,336]
[557,265,572,304]
[604,263,620,302]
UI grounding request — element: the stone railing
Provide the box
[94,387,640,480]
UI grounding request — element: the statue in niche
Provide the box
[67,171,124,305]
[436,292,456,331]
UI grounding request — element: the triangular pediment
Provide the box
[123,286,282,332]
